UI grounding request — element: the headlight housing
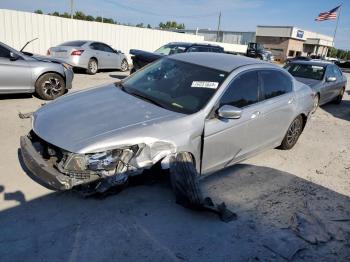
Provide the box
[59,146,140,174]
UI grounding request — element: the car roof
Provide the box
[289,60,333,67]
[170,52,269,72]
[166,42,223,48]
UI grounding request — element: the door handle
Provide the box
[288,98,295,104]
[251,111,260,119]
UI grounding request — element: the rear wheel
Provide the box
[279,115,303,150]
[35,73,65,100]
[312,94,320,113]
[333,87,345,104]
[86,58,98,75]
[120,59,129,72]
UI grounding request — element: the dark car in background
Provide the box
[285,56,312,64]
[335,60,350,73]
[245,42,274,62]
[129,42,224,73]
[284,61,347,112]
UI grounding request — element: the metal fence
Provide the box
[0,9,204,60]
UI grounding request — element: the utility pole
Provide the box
[216,11,221,42]
[70,0,74,19]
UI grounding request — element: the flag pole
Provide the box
[331,4,342,49]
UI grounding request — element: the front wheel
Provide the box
[35,73,66,100]
[120,59,129,72]
[333,87,345,104]
[279,115,303,150]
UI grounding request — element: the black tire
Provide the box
[86,58,98,75]
[120,59,129,72]
[169,152,203,207]
[279,115,304,150]
[35,73,66,100]
[312,93,320,114]
[333,87,345,104]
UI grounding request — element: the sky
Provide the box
[0,0,349,49]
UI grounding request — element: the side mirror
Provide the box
[217,105,242,119]
[326,76,336,82]
[114,49,121,53]
[9,52,20,61]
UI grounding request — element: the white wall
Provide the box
[0,9,204,61]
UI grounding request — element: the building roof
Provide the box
[170,52,268,72]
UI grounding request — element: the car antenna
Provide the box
[20,37,39,52]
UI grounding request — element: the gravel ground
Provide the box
[0,70,349,261]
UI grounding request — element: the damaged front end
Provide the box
[20,131,175,193]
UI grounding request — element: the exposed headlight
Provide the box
[61,146,139,173]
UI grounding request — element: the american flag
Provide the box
[315,5,341,21]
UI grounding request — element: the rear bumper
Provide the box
[20,136,72,191]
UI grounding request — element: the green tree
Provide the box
[86,15,95,21]
[74,11,86,20]
[34,9,43,14]
[60,12,70,18]
[136,23,144,28]
[51,11,60,17]
[159,21,185,29]
[147,24,152,29]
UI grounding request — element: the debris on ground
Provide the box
[263,229,307,260]
[169,152,237,222]
[290,206,331,244]
[18,112,33,119]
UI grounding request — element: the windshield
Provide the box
[284,63,325,81]
[122,58,228,114]
[154,45,187,55]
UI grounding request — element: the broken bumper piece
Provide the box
[20,136,73,190]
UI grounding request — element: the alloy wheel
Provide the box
[121,60,128,71]
[286,117,302,146]
[42,78,62,97]
[89,60,98,73]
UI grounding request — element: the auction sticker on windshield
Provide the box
[191,81,219,89]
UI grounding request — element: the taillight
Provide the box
[47,49,50,55]
[71,50,84,56]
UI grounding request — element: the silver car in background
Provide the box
[284,61,347,111]
[20,53,314,193]
[0,41,73,100]
[48,41,129,74]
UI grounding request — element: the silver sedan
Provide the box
[284,61,347,111]
[0,42,74,100]
[48,40,129,74]
[20,53,314,193]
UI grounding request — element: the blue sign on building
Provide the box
[296,30,304,39]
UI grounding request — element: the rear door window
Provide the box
[220,71,259,108]
[100,43,114,53]
[260,70,292,99]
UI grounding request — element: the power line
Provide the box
[102,0,218,19]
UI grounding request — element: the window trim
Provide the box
[258,68,294,102]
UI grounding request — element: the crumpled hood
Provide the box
[33,84,182,153]
[294,77,322,88]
